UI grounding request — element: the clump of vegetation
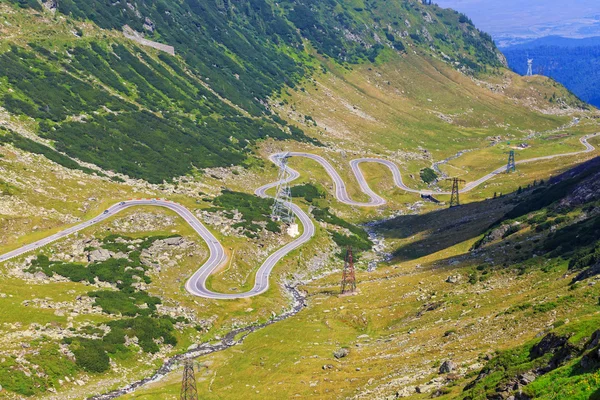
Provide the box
[0,128,97,175]
[0,179,19,196]
[462,318,600,399]
[209,190,281,238]
[290,183,325,202]
[420,167,438,184]
[544,215,600,258]
[311,207,372,257]
[0,344,78,396]
[25,234,182,376]
[66,316,177,373]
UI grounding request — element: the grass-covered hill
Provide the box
[0,0,542,184]
[0,1,599,399]
[119,159,600,399]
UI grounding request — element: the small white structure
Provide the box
[527,58,533,76]
[287,223,300,238]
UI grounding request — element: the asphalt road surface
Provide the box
[0,134,597,299]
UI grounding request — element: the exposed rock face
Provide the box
[559,168,600,208]
[530,333,570,359]
[571,261,600,283]
[143,17,155,32]
[586,330,600,350]
[43,0,57,12]
[518,371,536,385]
[473,223,514,249]
[580,329,600,369]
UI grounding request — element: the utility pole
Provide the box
[447,178,465,208]
[506,150,516,173]
[180,359,198,400]
[341,247,356,294]
[271,152,296,225]
[526,58,533,76]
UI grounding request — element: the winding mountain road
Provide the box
[0,134,597,299]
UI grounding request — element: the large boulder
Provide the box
[163,237,184,246]
[439,360,456,374]
[333,348,350,359]
[88,249,111,262]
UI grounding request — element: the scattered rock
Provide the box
[333,348,350,359]
[446,275,461,284]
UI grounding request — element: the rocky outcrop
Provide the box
[88,248,111,262]
[438,360,455,374]
[571,261,600,283]
[466,331,581,399]
[559,168,600,208]
[43,0,57,12]
[580,330,600,369]
[143,17,155,32]
[446,275,461,284]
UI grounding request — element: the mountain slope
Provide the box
[502,37,600,107]
[0,1,599,399]
[119,157,600,399]
[0,0,521,183]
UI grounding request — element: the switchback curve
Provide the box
[0,133,596,299]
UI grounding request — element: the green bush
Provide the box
[420,168,438,184]
[72,339,110,373]
[290,184,325,202]
[211,190,280,235]
[311,207,372,256]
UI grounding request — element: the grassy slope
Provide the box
[277,48,581,153]
[123,161,600,400]
[0,1,599,399]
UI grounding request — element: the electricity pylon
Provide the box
[447,178,466,208]
[341,247,356,294]
[506,150,516,173]
[180,359,198,400]
[527,58,533,76]
[271,153,295,224]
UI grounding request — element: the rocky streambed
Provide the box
[88,284,307,399]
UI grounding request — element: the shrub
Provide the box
[420,168,438,184]
[290,184,325,202]
[72,340,110,373]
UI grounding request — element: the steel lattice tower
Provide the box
[506,150,516,173]
[527,58,533,76]
[341,247,356,294]
[271,153,296,224]
[447,178,466,208]
[180,359,198,400]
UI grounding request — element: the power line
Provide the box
[341,246,356,294]
[446,178,466,208]
[506,149,516,173]
[180,359,198,400]
[271,153,296,225]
